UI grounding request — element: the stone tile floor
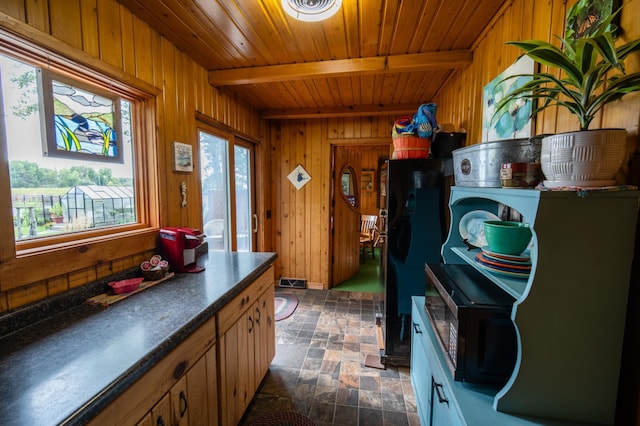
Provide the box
[240,288,420,426]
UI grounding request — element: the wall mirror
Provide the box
[341,166,357,207]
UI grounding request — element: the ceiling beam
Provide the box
[209,50,472,86]
[259,103,419,119]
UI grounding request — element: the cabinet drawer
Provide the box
[217,266,274,334]
[88,316,216,425]
[411,297,464,426]
[411,301,432,424]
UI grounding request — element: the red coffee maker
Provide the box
[159,227,205,273]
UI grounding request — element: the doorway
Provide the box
[330,146,361,287]
[330,143,390,288]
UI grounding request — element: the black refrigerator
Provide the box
[380,159,447,366]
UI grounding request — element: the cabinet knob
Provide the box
[255,307,261,325]
[412,322,422,334]
[248,316,254,333]
[156,415,166,426]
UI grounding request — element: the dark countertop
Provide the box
[0,251,277,426]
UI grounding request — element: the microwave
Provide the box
[424,263,518,386]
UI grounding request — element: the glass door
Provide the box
[199,128,255,252]
[200,131,230,251]
[233,142,255,252]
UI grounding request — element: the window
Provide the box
[0,51,144,246]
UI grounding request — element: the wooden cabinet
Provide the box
[89,265,274,426]
[89,317,217,426]
[136,352,214,426]
[411,187,639,425]
[217,266,275,426]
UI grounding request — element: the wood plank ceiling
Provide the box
[117,0,509,119]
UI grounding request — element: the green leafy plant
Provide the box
[494,9,640,131]
[50,202,63,216]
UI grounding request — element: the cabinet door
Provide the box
[411,301,433,425]
[430,376,454,426]
[204,345,218,425]
[170,375,189,425]
[169,355,210,425]
[135,413,153,426]
[246,306,257,396]
[411,316,431,425]
[254,285,275,389]
[150,393,171,426]
[219,311,251,426]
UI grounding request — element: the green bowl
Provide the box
[483,221,532,255]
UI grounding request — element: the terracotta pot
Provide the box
[540,129,627,187]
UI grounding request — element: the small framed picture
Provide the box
[361,170,375,192]
[173,141,193,172]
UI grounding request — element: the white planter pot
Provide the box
[540,129,627,187]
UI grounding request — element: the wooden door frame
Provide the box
[196,120,260,252]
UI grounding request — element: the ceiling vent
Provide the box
[282,0,342,22]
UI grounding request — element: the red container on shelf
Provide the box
[109,277,144,294]
[392,136,431,159]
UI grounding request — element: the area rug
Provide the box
[274,294,298,321]
[249,411,315,425]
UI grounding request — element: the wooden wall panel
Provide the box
[25,0,49,33]
[0,0,261,310]
[80,0,100,57]
[435,0,640,148]
[269,117,393,288]
[97,0,124,69]
[49,0,83,49]
[119,6,137,76]
[1,1,25,20]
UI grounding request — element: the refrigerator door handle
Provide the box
[379,209,388,233]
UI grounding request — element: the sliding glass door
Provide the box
[199,128,255,252]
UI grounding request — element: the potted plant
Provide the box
[494,8,640,187]
[50,202,64,223]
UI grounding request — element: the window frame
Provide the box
[0,24,161,292]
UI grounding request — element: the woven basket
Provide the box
[141,266,169,281]
[392,135,431,159]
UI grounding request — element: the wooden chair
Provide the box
[360,214,378,263]
[204,219,225,250]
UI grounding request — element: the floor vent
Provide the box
[278,278,307,289]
